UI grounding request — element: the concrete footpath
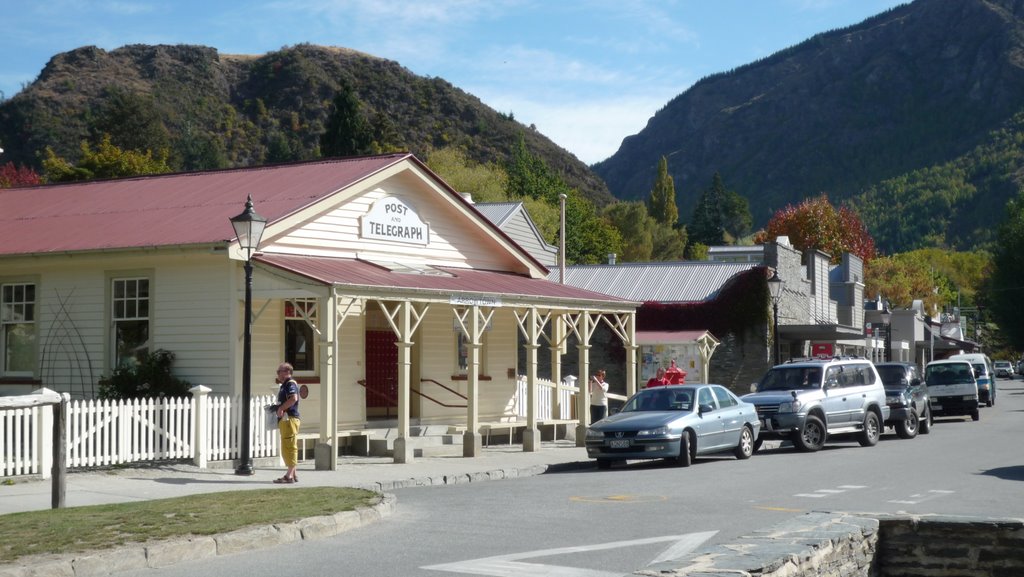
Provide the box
[0,440,591,515]
[0,441,592,576]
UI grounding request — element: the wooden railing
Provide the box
[356,379,468,410]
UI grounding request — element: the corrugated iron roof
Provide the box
[255,254,636,307]
[550,262,758,303]
[472,202,520,227]
[0,154,412,256]
[636,330,713,344]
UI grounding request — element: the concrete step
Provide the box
[366,427,462,457]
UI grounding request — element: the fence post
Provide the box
[190,385,211,469]
[52,393,69,509]
[38,402,53,479]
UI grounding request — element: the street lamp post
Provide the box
[230,195,267,476]
[767,270,784,365]
[880,301,892,363]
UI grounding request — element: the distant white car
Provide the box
[994,360,1013,378]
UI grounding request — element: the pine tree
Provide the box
[319,80,373,158]
[647,156,678,227]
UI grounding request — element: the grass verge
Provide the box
[0,487,379,563]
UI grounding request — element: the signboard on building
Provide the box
[811,343,834,359]
[360,196,430,245]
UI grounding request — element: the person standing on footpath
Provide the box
[273,362,301,484]
[590,369,610,423]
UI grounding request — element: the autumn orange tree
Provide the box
[0,162,41,188]
[754,194,876,263]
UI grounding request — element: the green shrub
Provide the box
[98,349,192,399]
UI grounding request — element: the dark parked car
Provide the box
[585,384,760,469]
[874,362,932,439]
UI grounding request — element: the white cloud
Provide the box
[473,89,678,165]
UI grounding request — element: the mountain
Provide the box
[593,0,1024,251]
[0,43,614,205]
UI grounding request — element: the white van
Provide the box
[924,359,980,421]
[949,353,996,407]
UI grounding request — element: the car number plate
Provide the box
[931,404,942,410]
[609,439,630,449]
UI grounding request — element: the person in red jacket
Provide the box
[646,367,669,388]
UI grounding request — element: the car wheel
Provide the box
[971,408,980,421]
[858,411,881,446]
[596,459,612,470]
[895,409,919,439]
[734,426,755,460]
[919,406,932,435]
[794,415,826,452]
[674,431,692,467]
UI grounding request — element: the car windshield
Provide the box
[925,365,974,385]
[971,363,988,376]
[757,367,822,391]
[622,388,693,412]
[875,365,907,387]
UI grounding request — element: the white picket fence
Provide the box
[0,388,279,478]
[512,375,578,420]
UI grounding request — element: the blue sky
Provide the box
[1,0,907,164]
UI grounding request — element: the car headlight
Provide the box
[886,394,906,406]
[585,428,604,439]
[778,399,803,413]
[636,426,670,437]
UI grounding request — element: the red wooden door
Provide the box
[365,330,398,410]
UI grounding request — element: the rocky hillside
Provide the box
[0,43,614,205]
[593,0,1024,250]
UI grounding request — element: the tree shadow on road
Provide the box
[979,465,1024,482]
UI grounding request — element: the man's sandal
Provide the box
[273,476,295,484]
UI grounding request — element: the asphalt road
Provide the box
[124,376,1024,577]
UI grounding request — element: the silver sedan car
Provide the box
[585,384,760,469]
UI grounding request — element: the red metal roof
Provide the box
[636,330,714,344]
[255,254,636,306]
[0,155,412,256]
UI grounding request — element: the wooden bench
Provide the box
[480,421,531,446]
[445,422,530,445]
[538,419,579,441]
[447,420,578,445]
[296,429,375,459]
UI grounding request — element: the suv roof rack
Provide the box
[783,355,867,364]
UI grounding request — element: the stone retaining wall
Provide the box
[877,515,1024,577]
[636,512,1024,577]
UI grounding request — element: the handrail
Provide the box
[420,378,468,403]
[356,379,467,409]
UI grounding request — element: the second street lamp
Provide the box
[230,195,267,476]
[767,269,784,365]
[880,301,892,363]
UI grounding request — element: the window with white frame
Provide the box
[285,299,317,373]
[112,278,150,368]
[454,310,488,377]
[2,283,36,376]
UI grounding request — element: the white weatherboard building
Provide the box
[0,154,639,467]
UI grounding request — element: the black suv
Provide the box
[874,362,932,439]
